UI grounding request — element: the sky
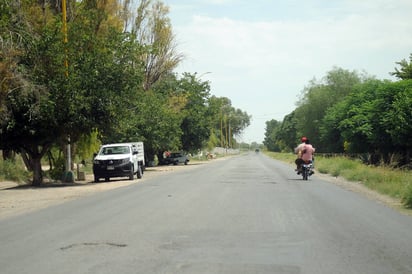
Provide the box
[162,0,412,144]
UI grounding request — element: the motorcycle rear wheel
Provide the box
[302,168,308,180]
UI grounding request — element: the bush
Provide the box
[401,183,412,209]
[47,157,66,180]
[0,159,30,183]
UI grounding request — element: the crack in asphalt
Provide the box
[60,242,127,251]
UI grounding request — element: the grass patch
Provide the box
[0,158,31,184]
[265,152,412,209]
[264,151,296,164]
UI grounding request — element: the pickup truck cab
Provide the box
[93,142,145,182]
[160,152,189,165]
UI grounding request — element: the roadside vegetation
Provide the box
[264,63,412,169]
[0,0,250,186]
[262,56,412,210]
[265,152,412,209]
[0,158,30,184]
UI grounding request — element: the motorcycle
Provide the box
[301,160,314,180]
[296,158,314,180]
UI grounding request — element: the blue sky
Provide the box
[162,0,412,143]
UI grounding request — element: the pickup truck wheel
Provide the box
[137,165,143,179]
[129,166,134,180]
[105,177,109,182]
[94,175,99,183]
[184,160,188,165]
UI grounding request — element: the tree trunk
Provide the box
[20,150,33,172]
[20,145,50,186]
[2,149,15,161]
[31,157,43,187]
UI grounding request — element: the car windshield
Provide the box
[170,153,182,158]
[100,146,130,155]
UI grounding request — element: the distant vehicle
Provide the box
[160,152,189,165]
[255,148,260,153]
[93,142,145,182]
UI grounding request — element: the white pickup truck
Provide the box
[92,142,145,182]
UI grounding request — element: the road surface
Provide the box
[1,153,412,274]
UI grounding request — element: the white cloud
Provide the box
[170,0,412,142]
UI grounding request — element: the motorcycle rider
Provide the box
[294,137,315,174]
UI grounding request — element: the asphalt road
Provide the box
[1,153,412,274]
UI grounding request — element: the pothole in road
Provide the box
[60,242,127,251]
[261,181,277,184]
[219,180,247,184]
[219,180,277,185]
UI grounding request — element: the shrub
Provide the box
[0,159,30,183]
[401,183,412,209]
[47,157,66,180]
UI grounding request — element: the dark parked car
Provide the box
[160,152,189,165]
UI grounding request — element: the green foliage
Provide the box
[264,111,299,152]
[0,159,30,183]
[380,81,412,149]
[294,67,365,150]
[133,0,183,90]
[48,157,66,180]
[178,73,212,151]
[315,156,411,202]
[390,53,412,80]
[268,60,412,167]
[315,156,366,178]
[402,183,412,209]
[321,79,412,164]
[207,95,251,149]
[263,119,282,151]
[265,67,370,153]
[207,129,220,151]
[264,151,296,164]
[76,130,101,161]
[0,0,252,185]
[0,0,145,184]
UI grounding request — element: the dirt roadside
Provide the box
[0,163,203,220]
[0,159,409,220]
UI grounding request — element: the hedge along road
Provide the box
[1,153,412,274]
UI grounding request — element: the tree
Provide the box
[322,79,412,165]
[320,101,347,152]
[0,0,68,185]
[294,67,366,151]
[176,73,212,152]
[263,119,282,151]
[390,53,412,80]
[382,82,412,148]
[1,0,254,186]
[0,0,144,185]
[134,91,182,163]
[263,112,298,152]
[132,0,183,90]
[207,96,251,149]
[378,80,412,164]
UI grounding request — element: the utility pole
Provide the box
[62,0,73,182]
[62,0,68,77]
